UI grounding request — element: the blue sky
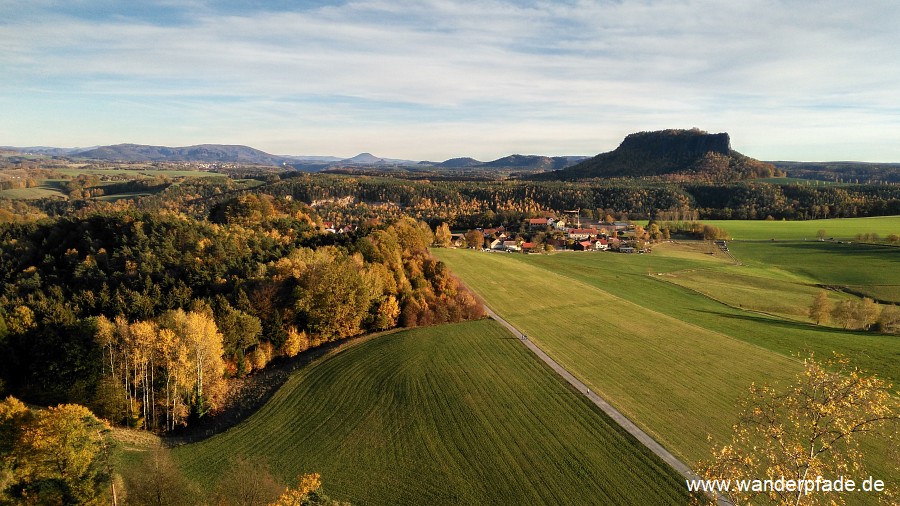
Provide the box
[2,0,899,161]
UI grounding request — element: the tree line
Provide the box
[0,203,482,431]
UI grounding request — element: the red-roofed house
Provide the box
[573,240,593,251]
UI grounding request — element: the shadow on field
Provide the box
[163,330,396,447]
[692,309,868,336]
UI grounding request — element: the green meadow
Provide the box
[0,179,68,199]
[515,243,900,384]
[174,320,690,505]
[434,242,899,496]
[703,216,900,240]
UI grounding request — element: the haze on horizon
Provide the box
[2,0,899,162]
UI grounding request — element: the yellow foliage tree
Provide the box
[699,355,900,505]
[12,403,113,505]
[373,296,401,330]
[433,222,452,247]
[808,291,832,325]
[160,309,226,418]
[282,327,309,358]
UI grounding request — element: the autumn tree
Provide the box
[433,222,452,247]
[269,473,350,506]
[121,446,199,506]
[0,396,32,501]
[372,295,401,330]
[808,291,832,325]
[295,253,373,341]
[214,297,263,372]
[215,455,282,506]
[281,327,309,358]
[159,309,226,420]
[699,355,900,505]
[853,297,881,330]
[465,229,484,249]
[8,403,114,505]
[831,300,856,329]
[878,305,900,334]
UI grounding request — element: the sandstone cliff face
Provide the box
[617,130,731,159]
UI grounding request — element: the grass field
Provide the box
[434,248,801,464]
[703,216,900,240]
[433,247,899,497]
[727,241,900,302]
[1,168,236,201]
[0,179,68,199]
[174,320,690,505]
[524,244,900,383]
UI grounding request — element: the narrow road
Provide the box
[483,305,732,506]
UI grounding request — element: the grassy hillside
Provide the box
[433,247,899,496]
[174,320,690,505]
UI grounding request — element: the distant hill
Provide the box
[3,146,94,156]
[435,154,588,171]
[437,157,483,168]
[73,144,290,165]
[531,129,778,181]
[337,153,421,166]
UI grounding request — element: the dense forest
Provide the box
[246,174,900,227]
[0,195,482,432]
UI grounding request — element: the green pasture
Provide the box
[659,267,847,320]
[728,241,900,303]
[175,320,689,505]
[0,179,68,199]
[434,249,800,465]
[702,216,900,240]
[522,244,900,384]
[434,248,898,493]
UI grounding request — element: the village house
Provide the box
[593,238,609,251]
[482,226,505,237]
[566,228,597,240]
[502,240,521,252]
[527,217,556,229]
[573,240,593,251]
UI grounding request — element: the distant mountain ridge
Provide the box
[4,143,588,172]
[71,143,290,165]
[432,154,588,171]
[532,129,778,181]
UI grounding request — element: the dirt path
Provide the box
[482,304,732,506]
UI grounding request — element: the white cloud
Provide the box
[1,0,899,160]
